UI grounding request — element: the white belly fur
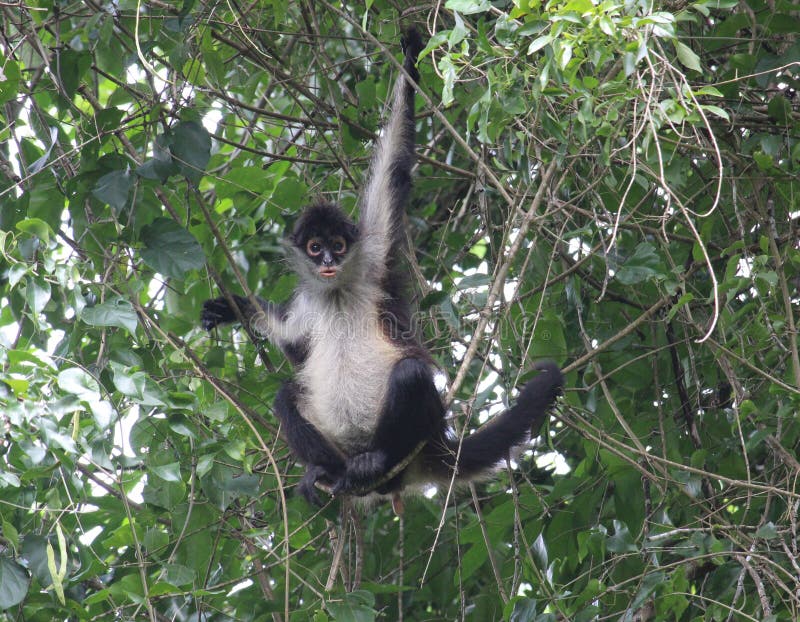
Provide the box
[296,307,401,453]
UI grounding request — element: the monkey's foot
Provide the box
[331,451,388,496]
[299,464,339,506]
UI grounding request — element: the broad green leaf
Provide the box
[767,95,792,124]
[92,169,132,212]
[0,54,20,104]
[755,522,779,540]
[507,597,538,622]
[140,217,205,279]
[0,473,20,488]
[445,0,492,14]
[700,104,730,121]
[57,367,100,400]
[606,521,637,553]
[143,476,186,510]
[151,462,183,483]
[527,35,552,55]
[15,218,53,244]
[25,277,50,315]
[674,40,701,72]
[326,590,377,622]
[1,523,18,553]
[614,243,663,285]
[163,563,195,586]
[0,558,29,609]
[170,121,211,185]
[28,127,58,175]
[111,364,166,406]
[137,156,178,181]
[439,54,457,107]
[81,297,138,335]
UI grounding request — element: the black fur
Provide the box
[289,201,359,249]
[281,339,309,366]
[202,294,244,330]
[274,382,344,505]
[429,362,564,479]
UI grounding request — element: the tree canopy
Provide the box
[1,0,799,620]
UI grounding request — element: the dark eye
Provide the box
[332,237,347,255]
[306,240,323,256]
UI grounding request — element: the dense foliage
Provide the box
[1,0,799,620]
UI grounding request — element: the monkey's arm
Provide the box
[357,29,423,279]
[275,381,345,505]
[334,356,444,495]
[201,294,295,344]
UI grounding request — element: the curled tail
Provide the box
[426,361,564,481]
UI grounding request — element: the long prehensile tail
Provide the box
[429,361,564,480]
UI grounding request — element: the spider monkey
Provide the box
[202,28,564,506]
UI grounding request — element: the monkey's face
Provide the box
[288,202,359,286]
[303,234,349,279]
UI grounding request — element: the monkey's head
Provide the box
[287,202,360,287]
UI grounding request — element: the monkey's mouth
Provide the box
[319,267,337,278]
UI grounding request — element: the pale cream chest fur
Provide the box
[295,297,402,453]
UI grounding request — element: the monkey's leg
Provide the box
[274,381,345,505]
[334,357,444,495]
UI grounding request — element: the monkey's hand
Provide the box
[201,296,242,330]
[331,450,388,496]
[298,464,341,506]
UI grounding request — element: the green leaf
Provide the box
[15,218,53,245]
[170,121,211,185]
[0,473,20,489]
[444,0,491,14]
[272,178,307,212]
[666,292,695,321]
[25,277,51,316]
[92,169,133,213]
[674,40,701,72]
[438,54,457,107]
[140,217,205,279]
[767,95,792,124]
[0,54,21,105]
[81,297,138,335]
[614,243,663,285]
[163,563,195,586]
[700,104,730,121]
[755,522,779,540]
[1,523,18,554]
[0,557,30,609]
[326,590,377,622]
[57,367,101,400]
[507,597,537,622]
[531,533,548,571]
[136,156,178,181]
[111,363,166,406]
[151,462,183,483]
[630,572,665,611]
[606,521,637,553]
[143,476,186,510]
[28,127,58,175]
[449,12,469,47]
[527,35,552,55]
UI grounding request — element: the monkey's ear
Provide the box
[348,224,360,241]
[285,215,301,245]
